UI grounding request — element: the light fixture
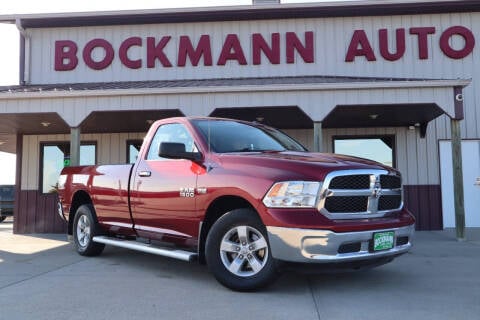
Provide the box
[256,117,264,122]
[369,114,379,120]
[41,122,51,127]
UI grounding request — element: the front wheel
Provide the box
[205,209,278,291]
[73,204,105,256]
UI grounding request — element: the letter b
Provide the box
[55,40,78,71]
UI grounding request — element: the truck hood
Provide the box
[214,151,398,181]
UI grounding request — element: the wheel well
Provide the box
[198,196,258,264]
[68,190,93,235]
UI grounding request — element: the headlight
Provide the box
[262,181,321,208]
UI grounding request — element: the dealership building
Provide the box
[0,0,479,234]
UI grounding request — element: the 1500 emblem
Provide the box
[180,187,195,198]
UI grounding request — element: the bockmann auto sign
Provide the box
[54,26,474,71]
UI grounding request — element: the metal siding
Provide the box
[283,129,314,151]
[10,11,480,188]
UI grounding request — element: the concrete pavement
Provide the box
[1,217,479,320]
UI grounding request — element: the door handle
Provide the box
[475,177,480,186]
[138,171,151,177]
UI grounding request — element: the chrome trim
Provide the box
[267,224,414,263]
[92,236,197,262]
[135,224,191,238]
[318,169,403,220]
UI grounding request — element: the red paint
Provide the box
[147,36,173,68]
[379,28,406,61]
[119,37,142,69]
[58,117,415,249]
[178,35,213,66]
[345,30,376,62]
[252,33,280,65]
[409,27,436,59]
[439,26,475,59]
[54,40,78,71]
[82,38,115,70]
[286,31,314,63]
[217,34,247,65]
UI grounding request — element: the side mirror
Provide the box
[159,142,202,162]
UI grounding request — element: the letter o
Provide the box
[83,39,115,70]
[440,26,475,59]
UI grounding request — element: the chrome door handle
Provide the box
[138,171,151,177]
[475,177,480,186]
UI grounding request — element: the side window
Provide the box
[333,136,395,167]
[41,142,96,193]
[146,123,197,160]
[127,140,143,164]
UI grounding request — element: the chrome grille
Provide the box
[319,169,403,219]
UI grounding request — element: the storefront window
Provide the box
[127,140,142,164]
[41,142,96,193]
[333,136,395,167]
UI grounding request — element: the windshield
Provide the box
[192,119,307,153]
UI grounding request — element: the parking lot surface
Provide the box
[1,217,479,320]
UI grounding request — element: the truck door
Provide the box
[130,122,201,243]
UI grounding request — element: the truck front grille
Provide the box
[325,196,368,213]
[329,175,370,189]
[378,195,402,211]
[318,170,403,219]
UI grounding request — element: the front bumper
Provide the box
[267,224,414,263]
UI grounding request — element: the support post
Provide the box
[70,127,81,166]
[13,133,23,234]
[450,119,465,241]
[313,122,323,152]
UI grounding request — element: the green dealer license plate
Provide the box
[373,231,395,251]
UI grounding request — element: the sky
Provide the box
[0,0,352,184]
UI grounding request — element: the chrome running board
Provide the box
[92,236,197,262]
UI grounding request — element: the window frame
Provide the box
[126,139,143,164]
[332,135,397,168]
[39,141,97,194]
[146,123,198,161]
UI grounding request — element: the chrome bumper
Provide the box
[267,224,414,263]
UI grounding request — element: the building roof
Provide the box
[1,1,480,28]
[0,76,469,95]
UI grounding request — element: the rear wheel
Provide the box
[205,208,278,291]
[73,204,105,256]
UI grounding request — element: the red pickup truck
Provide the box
[57,117,415,291]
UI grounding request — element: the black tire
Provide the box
[0,215,6,222]
[72,204,105,256]
[205,208,279,291]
